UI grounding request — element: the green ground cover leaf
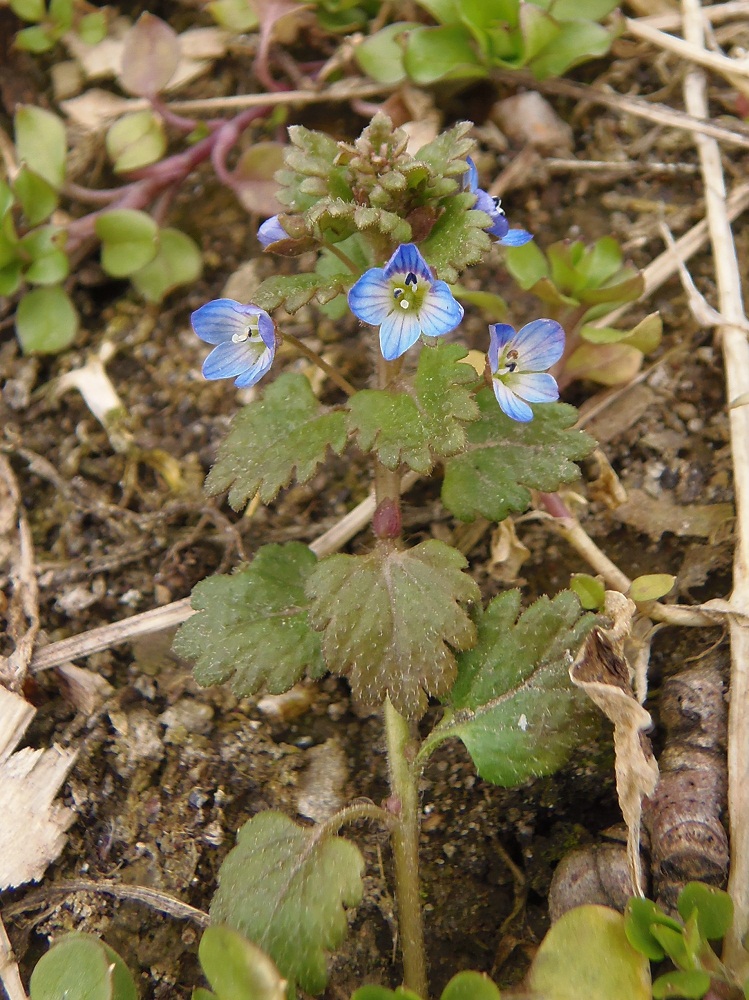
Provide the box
[173,542,324,696]
[198,926,286,1000]
[347,343,479,472]
[307,539,480,718]
[15,106,67,189]
[253,273,347,313]
[210,811,364,994]
[420,192,492,282]
[205,373,347,508]
[425,590,595,784]
[442,389,594,521]
[30,933,137,1000]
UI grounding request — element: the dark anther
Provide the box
[394,288,404,298]
[405,272,417,286]
[507,362,518,373]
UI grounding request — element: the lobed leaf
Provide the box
[442,389,594,522]
[173,542,325,696]
[205,373,348,508]
[210,811,364,994]
[420,191,492,283]
[427,590,595,784]
[307,539,480,719]
[347,343,479,473]
[252,273,347,314]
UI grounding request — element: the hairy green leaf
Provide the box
[173,542,324,695]
[253,273,347,313]
[210,811,364,994]
[347,343,479,473]
[198,927,286,1000]
[307,540,480,719]
[205,373,347,508]
[425,590,595,784]
[420,191,492,282]
[442,390,594,522]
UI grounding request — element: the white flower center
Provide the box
[232,316,260,344]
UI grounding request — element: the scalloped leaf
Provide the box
[173,542,324,696]
[205,373,347,508]
[253,273,347,314]
[210,811,364,994]
[420,192,492,282]
[414,121,474,179]
[442,389,594,522]
[347,343,479,473]
[426,590,595,784]
[307,539,480,719]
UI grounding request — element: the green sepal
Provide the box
[210,810,364,995]
[346,342,479,473]
[173,542,324,696]
[252,273,347,314]
[442,390,595,522]
[420,192,492,282]
[276,126,349,212]
[425,590,595,784]
[205,373,348,508]
[307,539,480,719]
[198,926,286,1000]
[652,969,712,1000]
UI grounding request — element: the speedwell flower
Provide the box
[488,318,564,422]
[257,216,288,248]
[347,243,464,361]
[191,298,276,388]
[463,157,533,247]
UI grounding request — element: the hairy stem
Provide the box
[384,699,428,998]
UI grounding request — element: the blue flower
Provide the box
[488,319,564,422]
[257,216,288,248]
[191,299,276,388]
[347,243,464,361]
[463,157,533,247]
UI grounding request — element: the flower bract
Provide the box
[488,319,564,422]
[347,243,464,360]
[463,157,533,247]
[191,298,276,388]
[257,216,288,248]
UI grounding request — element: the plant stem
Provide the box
[384,698,428,998]
[281,332,357,396]
[321,239,362,275]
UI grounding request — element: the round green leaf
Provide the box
[14,24,55,52]
[207,0,260,31]
[13,166,58,226]
[30,934,113,1000]
[16,285,78,354]
[570,573,606,611]
[106,110,166,174]
[529,905,651,1000]
[78,10,108,45]
[15,106,67,188]
[441,971,501,1000]
[355,23,419,84]
[625,898,682,962]
[652,970,712,999]
[130,227,202,302]
[198,926,285,1000]
[10,0,45,20]
[95,209,158,277]
[629,574,675,603]
[677,883,734,941]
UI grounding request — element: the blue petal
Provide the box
[233,347,275,387]
[514,319,565,371]
[202,339,266,380]
[509,371,559,403]
[383,243,432,283]
[492,378,534,422]
[192,299,255,346]
[258,216,288,248]
[348,268,392,324]
[380,309,421,360]
[498,229,534,247]
[419,281,464,338]
[488,323,516,371]
[462,157,479,193]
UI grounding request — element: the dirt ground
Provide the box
[0,4,744,998]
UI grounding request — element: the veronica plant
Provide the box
[174,114,600,998]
